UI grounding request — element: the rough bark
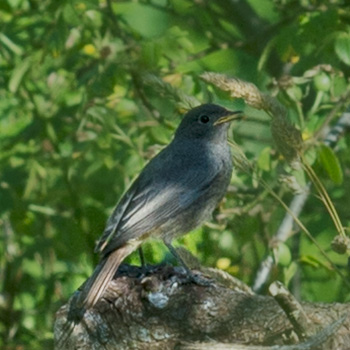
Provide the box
[54,264,350,350]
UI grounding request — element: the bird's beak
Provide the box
[214,111,244,126]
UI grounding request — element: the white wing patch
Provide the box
[121,184,180,232]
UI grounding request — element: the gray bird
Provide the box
[80,103,242,309]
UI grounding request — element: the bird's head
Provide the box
[174,104,242,142]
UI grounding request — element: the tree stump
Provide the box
[54,264,350,350]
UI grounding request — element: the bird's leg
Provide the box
[138,247,145,267]
[164,242,211,286]
[138,247,150,276]
[164,242,191,272]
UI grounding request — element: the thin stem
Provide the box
[309,90,324,116]
[301,157,345,237]
[259,177,350,288]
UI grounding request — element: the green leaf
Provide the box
[335,33,350,66]
[9,57,31,93]
[303,146,317,166]
[29,204,56,216]
[0,32,23,55]
[114,2,170,38]
[286,85,303,101]
[257,147,271,171]
[318,144,343,184]
[283,261,298,286]
[300,255,333,271]
[23,163,38,199]
[258,37,276,71]
[274,243,292,267]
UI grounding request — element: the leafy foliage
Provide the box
[1,0,350,348]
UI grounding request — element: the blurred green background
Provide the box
[1,0,350,348]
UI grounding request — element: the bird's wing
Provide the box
[94,180,140,253]
[95,163,224,256]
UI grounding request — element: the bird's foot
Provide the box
[188,272,213,286]
[176,267,212,286]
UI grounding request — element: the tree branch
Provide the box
[54,265,350,350]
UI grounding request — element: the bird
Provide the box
[79,103,242,309]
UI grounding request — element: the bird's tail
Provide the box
[78,244,137,309]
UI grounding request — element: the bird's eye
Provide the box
[199,115,210,124]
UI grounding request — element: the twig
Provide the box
[252,188,310,292]
[269,281,316,340]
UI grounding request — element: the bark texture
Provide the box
[54,265,350,350]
